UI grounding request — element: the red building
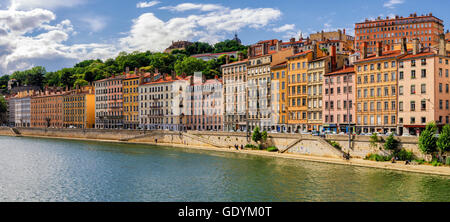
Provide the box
[355,13,444,53]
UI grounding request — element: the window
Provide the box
[399,101,403,111]
[421,100,427,111]
[399,71,404,80]
[411,85,416,95]
[411,70,416,79]
[421,69,426,78]
[399,86,403,95]
[411,101,416,111]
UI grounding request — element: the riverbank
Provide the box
[5,134,450,177]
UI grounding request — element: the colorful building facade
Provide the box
[63,86,95,129]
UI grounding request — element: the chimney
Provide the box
[384,44,390,52]
[247,46,251,58]
[126,67,130,73]
[238,52,244,61]
[361,42,368,59]
[276,40,281,51]
[330,45,337,71]
[225,55,230,64]
[293,45,299,54]
[401,37,407,54]
[162,73,167,81]
[155,68,159,74]
[439,34,446,56]
[171,70,176,80]
[214,75,218,80]
[290,37,295,43]
[134,67,138,74]
[412,38,419,55]
[376,41,383,57]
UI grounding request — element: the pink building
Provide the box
[185,74,223,131]
[95,74,124,129]
[398,38,450,135]
[323,66,356,133]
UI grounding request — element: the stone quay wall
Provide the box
[0,127,424,159]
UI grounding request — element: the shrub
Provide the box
[267,146,278,152]
[258,144,264,150]
[245,144,257,149]
[365,153,390,162]
[446,157,450,166]
[431,160,442,167]
[328,141,342,150]
[396,149,414,161]
[414,159,426,165]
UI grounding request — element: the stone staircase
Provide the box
[316,137,346,158]
[279,138,303,153]
[119,131,158,141]
[182,132,228,148]
[10,128,22,137]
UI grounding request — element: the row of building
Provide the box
[5,13,450,136]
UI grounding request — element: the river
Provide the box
[0,136,449,202]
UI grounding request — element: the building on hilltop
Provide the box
[164,40,193,54]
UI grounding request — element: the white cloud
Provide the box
[383,0,405,9]
[9,0,86,10]
[137,1,160,8]
[80,16,108,32]
[120,7,281,52]
[160,3,224,12]
[273,24,295,32]
[0,7,116,74]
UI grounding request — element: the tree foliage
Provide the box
[437,124,450,154]
[384,134,399,151]
[252,126,262,144]
[419,122,438,154]
[0,39,247,92]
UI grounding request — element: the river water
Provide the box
[0,136,448,202]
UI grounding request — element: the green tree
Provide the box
[252,126,262,144]
[419,122,438,155]
[74,79,89,87]
[369,133,380,149]
[213,40,246,53]
[174,57,206,76]
[185,42,214,56]
[437,124,450,159]
[384,134,399,151]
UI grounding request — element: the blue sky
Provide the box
[0,0,449,75]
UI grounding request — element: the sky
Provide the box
[0,0,450,75]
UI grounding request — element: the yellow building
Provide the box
[354,42,404,134]
[123,72,145,129]
[63,85,95,128]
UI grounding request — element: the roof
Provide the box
[271,61,287,69]
[286,50,312,60]
[221,59,248,67]
[140,75,188,86]
[192,51,239,58]
[354,50,403,63]
[325,66,355,76]
[399,51,436,60]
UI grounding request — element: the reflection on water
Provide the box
[0,136,449,202]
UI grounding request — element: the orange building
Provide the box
[31,88,65,128]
